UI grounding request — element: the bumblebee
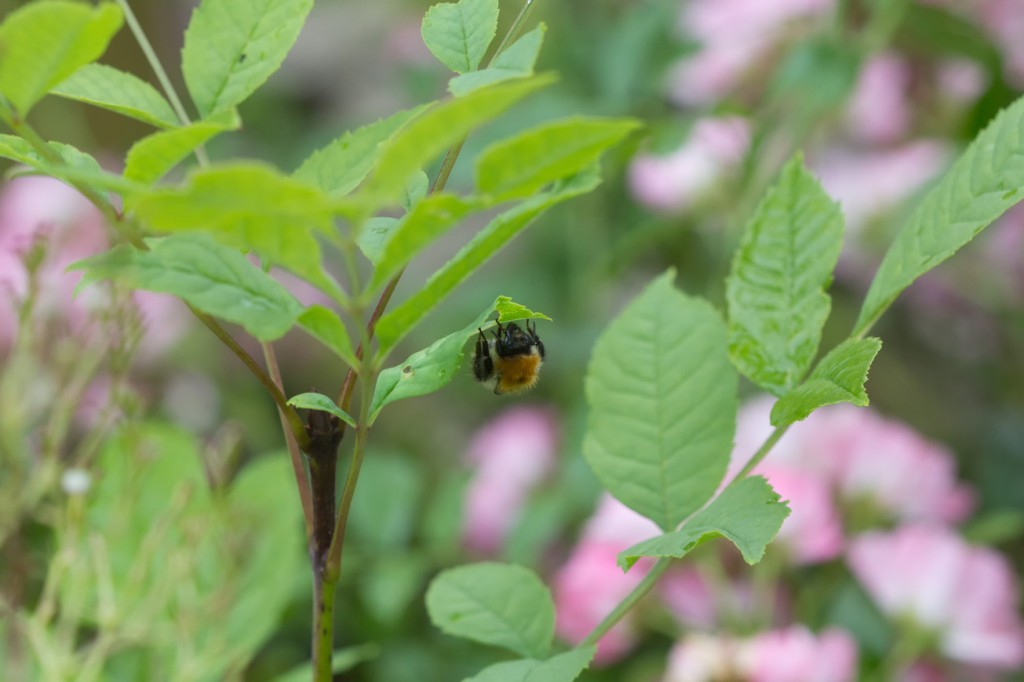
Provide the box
[473,320,545,395]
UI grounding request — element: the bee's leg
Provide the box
[527,320,545,359]
[472,329,494,382]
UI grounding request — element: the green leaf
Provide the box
[272,644,379,682]
[132,162,339,293]
[583,270,737,531]
[0,134,141,196]
[495,298,553,323]
[360,75,555,209]
[370,297,548,422]
[0,1,122,116]
[619,476,790,570]
[770,337,882,426]
[71,233,303,341]
[403,170,431,212]
[293,104,431,197]
[448,24,546,97]
[376,168,598,351]
[421,0,499,73]
[181,0,313,118]
[51,63,178,129]
[357,217,399,264]
[370,193,483,289]
[124,109,240,185]
[726,154,844,396]
[855,95,1024,335]
[476,116,641,200]
[463,647,596,682]
[298,305,357,369]
[286,392,356,427]
[426,562,555,659]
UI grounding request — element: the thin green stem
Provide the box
[491,0,537,59]
[729,424,789,485]
[191,305,310,449]
[581,558,671,648]
[262,341,314,543]
[115,0,209,164]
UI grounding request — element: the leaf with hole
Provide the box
[370,297,548,422]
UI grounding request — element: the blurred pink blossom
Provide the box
[846,53,912,145]
[553,541,650,665]
[742,626,859,682]
[658,566,719,630]
[0,177,191,356]
[812,141,951,234]
[663,634,745,681]
[628,117,750,213]
[671,0,830,106]
[461,407,558,554]
[733,397,974,526]
[936,59,988,103]
[758,465,844,564]
[663,627,857,682]
[552,494,659,664]
[849,524,1024,669]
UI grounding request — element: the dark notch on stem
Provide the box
[304,407,343,567]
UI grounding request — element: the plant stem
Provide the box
[114,0,209,164]
[729,424,789,484]
[312,572,336,682]
[262,342,314,542]
[191,305,310,450]
[580,558,671,648]
[114,0,193,127]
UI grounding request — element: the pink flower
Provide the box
[670,0,830,105]
[845,53,912,145]
[742,626,858,682]
[553,541,650,665]
[758,465,844,564]
[552,495,659,664]
[848,524,1024,669]
[461,407,558,554]
[663,627,858,682]
[733,398,974,526]
[812,141,951,234]
[663,634,746,681]
[628,117,750,213]
[659,566,719,630]
[0,177,191,357]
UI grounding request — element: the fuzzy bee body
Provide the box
[473,320,545,395]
